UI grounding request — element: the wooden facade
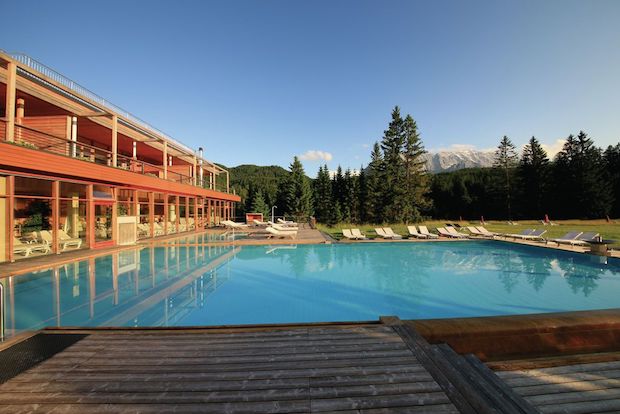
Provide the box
[0,52,240,263]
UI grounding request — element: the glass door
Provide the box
[94,202,114,247]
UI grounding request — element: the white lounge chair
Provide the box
[342,229,356,240]
[407,226,428,239]
[272,223,299,232]
[374,228,390,239]
[253,219,268,227]
[277,218,297,226]
[40,230,82,251]
[383,227,403,239]
[505,229,535,239]
[466,226,485,237]
[509,229,546,241]
[572,232,600,246]
[222,220,249,229]
[153,222,165,236]
[437,227,466,238]
[549,231,583,246]
[418,226,439,239]
[351,229,367,239]
[266,226,297,239]
[13,237,32,256]
[476,226,498,237]
[58,229,83,249]
[446,226,469,238]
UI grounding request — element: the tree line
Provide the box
[235,107,620,223]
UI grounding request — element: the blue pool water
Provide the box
[1,241,619,338]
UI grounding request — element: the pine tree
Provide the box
[380,106,405,222]
[332,166,349,221]
[357,166,368,223]
[493,136,518,219]
[604,143,620,218]
[284,156,313,218]
[343,168,358,223]
[518,136,549,219]
[552,132,611,218]
[313,165,333,223]
[401,114,430,222]
[365,142,384,223]
[250,189,269,219]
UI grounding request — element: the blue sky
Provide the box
[2,1,619,173]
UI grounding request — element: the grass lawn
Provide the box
[317,219,620,249]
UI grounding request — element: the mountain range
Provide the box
[423,149,495,173]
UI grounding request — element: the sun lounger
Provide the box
[505,229,535,239]
[58,230,83,249]
[265,226,297,239]
[153,222,165,236]
[13,237,50,256]
[383,227,403,239]
[407,226,428,239]
[446,226,469,238]
[476,226,498,236]
[272,223,299,231]
[222,220,249,229]
[342,229,356,240]
[40,230,81,251]
[351,229,367,239]
[374,228,390,239]
[418,226,439,239]
[277,218,298,226]
[437,227,467,238]
[512,229,546,241]
[253,219,268,227]
[572,232,601,245]
[466,226,485,237]
[549,231,583,246]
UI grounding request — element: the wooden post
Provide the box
[5,62,16,142]
[111,115,118,167]
[162,141,168,179]
[226,171,230,193]
[70,117,78,158]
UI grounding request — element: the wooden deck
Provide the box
[493,356,620,414]
[0,317,540,414]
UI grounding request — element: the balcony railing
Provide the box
[9,123,197,186]
[8,52,196,155]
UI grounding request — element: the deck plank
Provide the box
[0,323,461,413]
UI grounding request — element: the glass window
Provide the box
[154,192,165,203]
[138,191,150,203]
[117,189,134,202]
[60,182,87,199]
[13,198,53,259]
[93,185,113,199]
[14,177,52,197]
[138,203,152,239]
[59,199,87,250]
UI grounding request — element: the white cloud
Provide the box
[361,143,370,149]
[299,150,333,162]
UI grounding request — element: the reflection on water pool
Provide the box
[1,241,619,339]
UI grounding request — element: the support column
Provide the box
[70,116,78,158]
[5,62,16,142]
[162,141,168,179]
[226,171,230,194]
[111,115,118,167]
[192,156,197,186]
[52,181,60,255]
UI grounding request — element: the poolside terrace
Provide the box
[2,312,620,413]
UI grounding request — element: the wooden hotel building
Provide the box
[0,51,240,262]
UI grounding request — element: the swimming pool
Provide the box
[1,241,618,338]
